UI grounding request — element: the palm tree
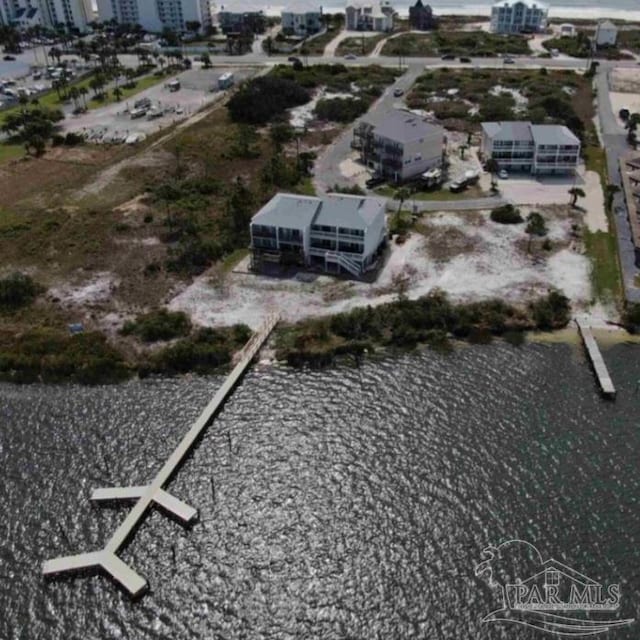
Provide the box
[459,143,468,160]
[113,86,123,102]
[79,85,89,109]
[568,187,585,208]
[393,186,411,226]
[68,86,80,110]
[485,158,499,193]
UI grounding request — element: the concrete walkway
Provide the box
[323,29,381,57]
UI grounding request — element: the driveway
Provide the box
[313,64,424,194]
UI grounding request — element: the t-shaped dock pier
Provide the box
[42,312,280,597]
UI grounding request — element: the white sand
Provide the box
[169,209,591,330]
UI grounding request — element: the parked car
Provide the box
[441,54,455,60]
[366,176,385,188]
[459,56,472,63]
[393,88,404,97]
[344,54,357,60]
[3,55,16,61]
[449,180,466,193]
[499,169,509,179]
[503,56,515,64]
[288,56,300,63]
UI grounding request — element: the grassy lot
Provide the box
[375,184,486,200]
[584,229,623,303]
[542,34,628,59]
[382,31,530,57]
[406,68,595,137]
[583,145,624,304]
[336,34,387,57]
[0,143,24,163]
[305,28,342,55]
[617,29,640,53]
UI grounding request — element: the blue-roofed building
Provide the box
[250,193,388,278]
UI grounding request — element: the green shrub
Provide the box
[315,97,368,123]
[227,76,311,124]
[526,211,548,236]
[490,204,523,224]
[528,290,571,330]
[623,302,640,333]
[149,324,251,374]
[0,329,130,384]
[0,272,43,310]
[122,309,192,342]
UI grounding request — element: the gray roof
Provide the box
[251,193,386,231]
[251,193,321,229]
[482,121,533,142]
[599,20,616,29]
[530,124,580,146]
[364,109,443,144]
[315,194,387,229]
[482,121,580,146]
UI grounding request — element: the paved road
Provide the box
[596,68,640,303]
[390,196,507,213]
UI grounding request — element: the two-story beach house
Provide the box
[480,121,580,174]
[345,2,393,31]
[250,193,388,278]
[281,8,323,36]
[354,109,445,183]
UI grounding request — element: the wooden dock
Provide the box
[42,312,280,597]
[576,318,616,399]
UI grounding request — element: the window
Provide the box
[546,570,560,586]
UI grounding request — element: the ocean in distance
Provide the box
[1,341,639,639]
[216,0,640,21]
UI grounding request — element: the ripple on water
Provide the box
[0,342,639,639]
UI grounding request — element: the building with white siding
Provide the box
[490,0,547,34]
[281,8,322,36]
[0,0,94,31]
[250,193,388,278]
[97,0,211,33]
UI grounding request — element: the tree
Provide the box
[568,187,585,208]
[393,187,411,227]
[113,86,123,101]
[525,211,547,252]
[605,184,620,211]
[485,157,500,193]
[200,52,212,68]
[269,122,294,149]
[459,143,468,160]
[25,134,46,156]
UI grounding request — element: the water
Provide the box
[1,341,639,639]
[224,0,640,21]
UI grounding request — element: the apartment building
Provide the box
[250,193,388,278]
[1,0,93,31]
[281,8,322,36]
[218,10,265,34]
[480,121,581,174]
[345,2,393,32]
[97,0,211,33]
[490,0,547,34]
[354,109,445,183]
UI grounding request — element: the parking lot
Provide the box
[61,66,255,143]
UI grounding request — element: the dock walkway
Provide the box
[43,312,280,597]
[576,318,616,398]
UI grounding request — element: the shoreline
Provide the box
[253,4,640,21]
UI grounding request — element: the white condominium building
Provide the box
[0,0,93,31]
[490,0,547,34]
[97,0,211,33]
[281,8,322,36]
